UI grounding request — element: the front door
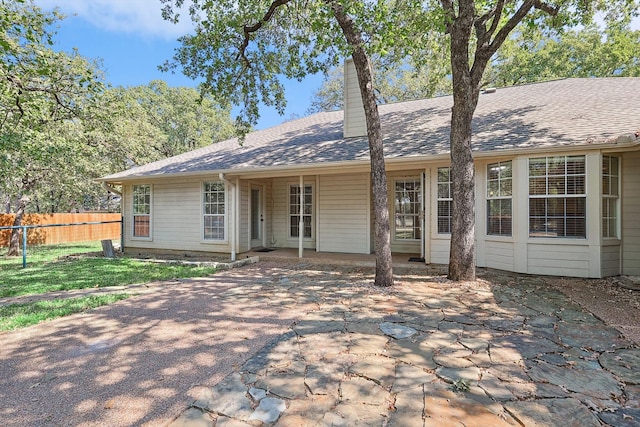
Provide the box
[250,185,264,248]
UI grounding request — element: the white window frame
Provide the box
[203,181,227,241]
[437,167,452,234]
[132,184,152,239]
[487,160,513,237]
[394,177,422,241]
[528,155,587,238]
[602,155,619,239]
[289,184,313,239]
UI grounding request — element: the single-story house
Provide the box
[99,61,640,278]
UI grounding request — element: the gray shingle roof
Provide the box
[102,78,640,181]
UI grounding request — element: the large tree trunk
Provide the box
[7,195,29,256]
[447,4,478,282]
[331,1,393,287]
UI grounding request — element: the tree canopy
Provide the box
[309,21,640,112]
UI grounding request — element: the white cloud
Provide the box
[35,0,194,39]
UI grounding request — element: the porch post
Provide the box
[299,175,304,258]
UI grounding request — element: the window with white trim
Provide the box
[437,167,452,234]
[487,161,512,236]
[602,156,619,238]
[289,185,312,238]
[132,184,151,237]
[529,155,586,238]
[394,178,421,240]
[203,181,226,240]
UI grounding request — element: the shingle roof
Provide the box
[101,78,640,181]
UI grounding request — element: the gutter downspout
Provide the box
[219,173,237,261]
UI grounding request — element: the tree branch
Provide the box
[238,0,291,65]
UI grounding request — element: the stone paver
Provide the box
[170,264,640,427]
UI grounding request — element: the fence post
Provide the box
[22,225,27,268]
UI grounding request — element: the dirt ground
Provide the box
[543,274,640,346]
[101,250,640,346]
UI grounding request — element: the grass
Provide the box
[0,257,218,298]
[0,242,219,329]
[0,294,130,331]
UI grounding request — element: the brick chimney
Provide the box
[343,58,367,138]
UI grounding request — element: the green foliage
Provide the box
[107,81,236,165]
[0,294,130,331]
[160,0,423,134]
[309,20,640,112]
[0,1,236,214]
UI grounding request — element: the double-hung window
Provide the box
[203,181,226,240]
[529,155,586,238]
[132,184,151,238]
[602,156,619,238]
[290,185,312,238]
[394,178,421,240]
[487,161,512,236]
[437,167,452,234]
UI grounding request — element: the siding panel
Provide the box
[623,152,640,275]
[318,174,369,253]
[527,243,590,277]
[484,240,515,271]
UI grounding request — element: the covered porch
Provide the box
[241,247,441,270]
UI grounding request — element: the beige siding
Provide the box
[484,240,515,272]
[272,177,316,249]
[238,180,249,253]
[430,239,450,264]
[124,179,231,254]
[623,151,640,275]
[318,173,369,253]
[601,243,621,277]
[343,59,366,138]
[527,243,590,277]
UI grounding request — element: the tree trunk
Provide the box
[330,1,393,287]
[7,195,29,256]
[447,7,478,282]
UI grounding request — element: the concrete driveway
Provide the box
[0,263,311,426]
[1,261,639,426]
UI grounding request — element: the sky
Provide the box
[34,0,324,130]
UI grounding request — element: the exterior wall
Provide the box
[271,177,317,250]
[123,178,232,254]
[343,59,366,138]
[602,243,622,277]
[317,173,370,253]
[426,164,452,264]
[527,243,590,277]
[238,179,250,253]
[623,151,640,275]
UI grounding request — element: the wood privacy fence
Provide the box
[0,213,121,247]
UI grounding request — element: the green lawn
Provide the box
[1,257,218,298]
[0,243,219,330]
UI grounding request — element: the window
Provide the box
[602,156,619,238]
[487,161,512,236]
[437,167,452,234]
[395,178,421,240]
[132,184,151,237]
[529,156,586,238]
[203,181,226,240]
[290,185,312,238]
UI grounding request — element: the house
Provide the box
[99,61,640,278]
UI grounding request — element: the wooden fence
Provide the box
[0,213,121,247]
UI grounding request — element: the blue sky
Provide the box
[34,0,324,130]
